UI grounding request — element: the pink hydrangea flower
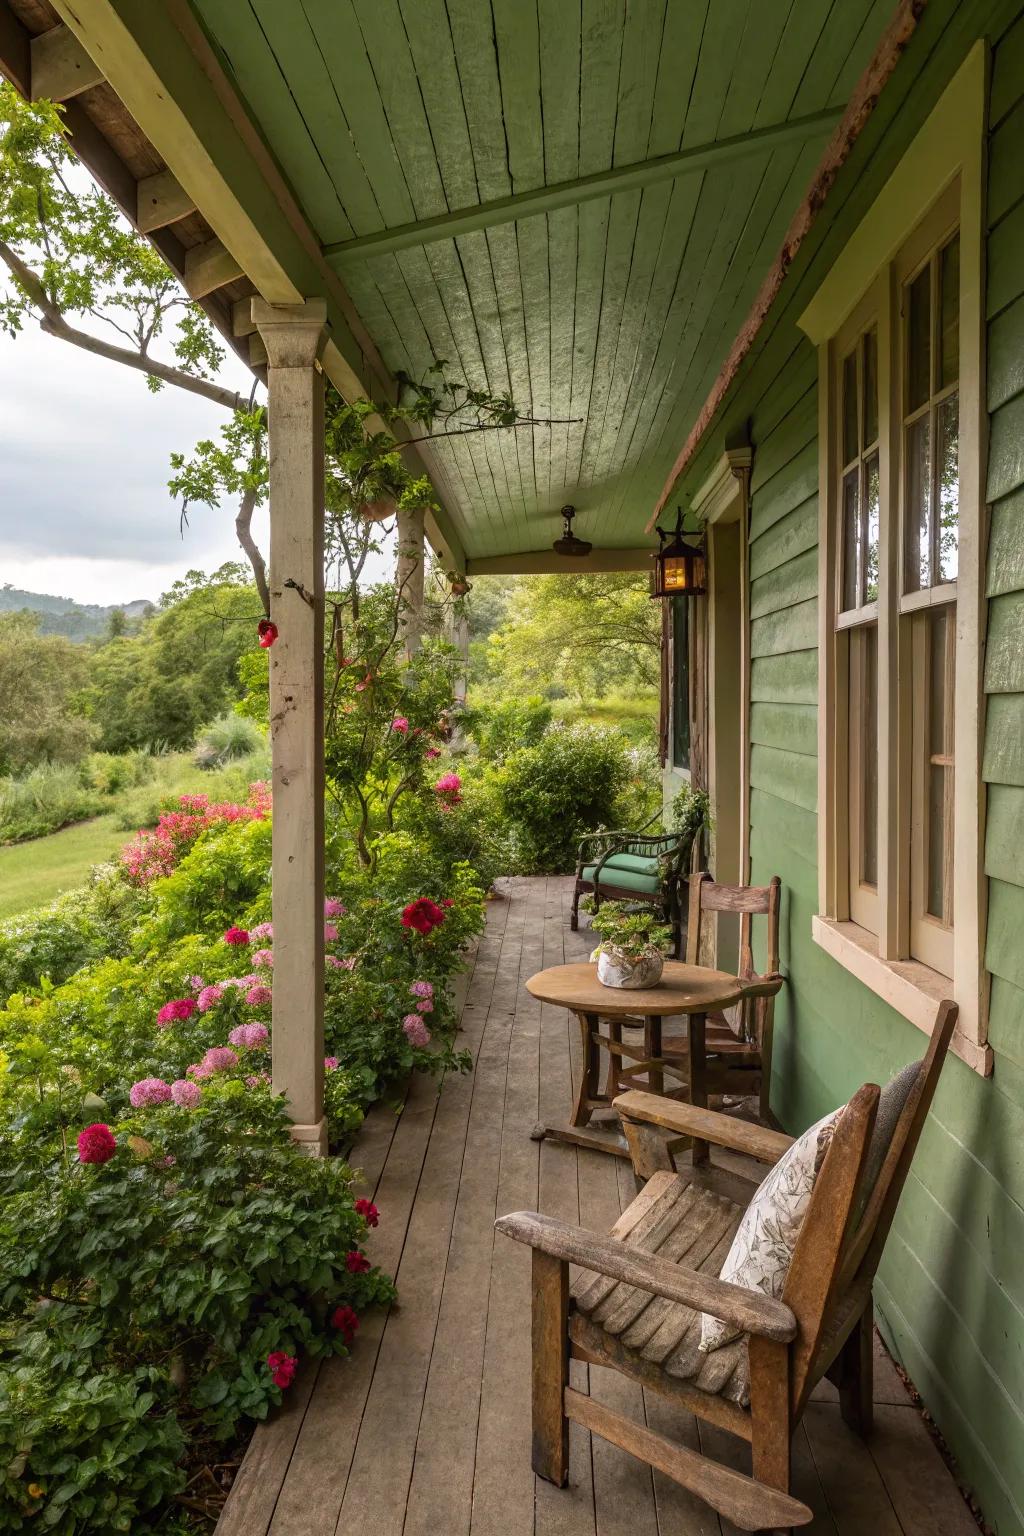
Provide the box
[416,999,432,1013]
[186,1062,213,1080]
[410,980,434,999]
[250,922,274,940]
[246,1072,271,1089]
[223,926,250,946]
[188,975,205,990]
[324,1056,339,1071]
[197,983,224,1013]
[324,923,338,943]
[225,974,258,990]
[129,1077,173,1108]
[77,1123,117,1163]
[251,948,274,969]
[425,746,441,760]
[229,1021,269,1050]
[157,997,198,1028]
[203,1046,239,1072]
[324,897,346,917]
[403,1014,431,1048]
[391,716,409,734]
[432,772,463,810]
[245,984,273,1008]
[326,955,344,970]
[170,1079,202,1108]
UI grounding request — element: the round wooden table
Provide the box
[526,960,745,1160]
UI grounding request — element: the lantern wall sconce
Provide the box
[650,508,706,598]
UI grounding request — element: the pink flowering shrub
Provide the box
[120,784,269,886]
[129,1077,173,1108]
[245,984,272,1008]
[228,1022,269,1050]
[197,983,224,1012]
[77,1123,117,1164]
[157,998,198,1028]
[402,1013,431,1048]
[170,1079,202,1108]
[251,948,273,969]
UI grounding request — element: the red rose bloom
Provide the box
[345,1249,371,1275]
[257,619,278,648]
[354,1198,379,1228]
[331,1304,359,1343]
[266,1350,297,1388]
[401,898,446,936]
[77,1123,117,1164]
[223,926,250,946]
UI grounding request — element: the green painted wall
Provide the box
[731,10,1024,1533]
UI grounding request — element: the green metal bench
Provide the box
[570,826,698,954]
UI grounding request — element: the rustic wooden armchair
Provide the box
[497,1001,957,1532]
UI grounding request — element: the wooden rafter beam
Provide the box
[30,23,102,101]
[322,109,843,266]
[137,169,196,234]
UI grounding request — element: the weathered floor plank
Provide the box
[218,878,979,1536]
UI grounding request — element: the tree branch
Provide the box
[0,236,248,413]
[234,478,269,618]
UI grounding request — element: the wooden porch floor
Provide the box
[218,877,977,1536]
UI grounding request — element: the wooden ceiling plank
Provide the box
[198,0,357,243]
[545,204,578,504]
[136,168,196,233]
[716,0,794,141]
[30,22,103,101]
[467,547,653,576]
[647,0,708,157]
[793,0,895,115]
[617,145,812,530]
[751,0,834,127]
[680,0,752,148]
[579,0,624,177]
[184,236,244,298]
[574,0,664,503]
[356,0,529,530]
[299,0,415,228]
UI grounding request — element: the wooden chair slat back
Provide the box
[686,874,781,1042]
[781,1082,880,1414]
[839,1000,958,1289]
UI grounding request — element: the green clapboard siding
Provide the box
[734,16,1024,1532]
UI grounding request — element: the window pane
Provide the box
[907,265,931,411]
[905,415,932,591]
[863,328,879,446]
[865,453,880,603]
[926,610,953,924]
[862,626,878,887]
[940,236,960,388]
[842,470,861,610]
[671,596,690,770]
[842,349,858,465]
[936,391,959,583]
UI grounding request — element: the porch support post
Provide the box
[453,605,469,702]
[252,297,328,1157]
[396,504,426,656]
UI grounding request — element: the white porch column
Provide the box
[252,297,328,1157]
[396,504,426,656]
[452,607,469,702]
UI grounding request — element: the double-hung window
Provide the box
[804,44,988,1072]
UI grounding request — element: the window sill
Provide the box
[811,916,992,1075]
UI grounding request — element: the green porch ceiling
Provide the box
[187,0,894,561]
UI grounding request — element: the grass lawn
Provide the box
[0,815,128,920]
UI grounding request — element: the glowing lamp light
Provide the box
[651,509,706,599]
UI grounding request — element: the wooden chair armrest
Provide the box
[495,1210,796,1341]
[738,971,785,1000]
[613,1091,794,1163]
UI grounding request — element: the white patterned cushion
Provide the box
[699,1107,842,1353]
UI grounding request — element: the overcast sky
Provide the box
[0,316,272,607]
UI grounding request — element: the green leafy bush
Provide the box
[0,763,104,844]
[193,712,266,770]
[466,695,552,760]
[0,864,142,1004]
[494,724,633,872]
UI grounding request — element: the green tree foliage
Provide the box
[0,613,95,774]
[80,566,261,752]
[480,572,660,699]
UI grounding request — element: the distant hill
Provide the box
[0,585,154,641]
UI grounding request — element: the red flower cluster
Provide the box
[331,1305,359,1343]
[354,1198,379,1228]
[78,1123,117,1164]
[266,1350,297,1389]
[223,926,250,946]
[345,1250,371,1275]
[401,898,447,936]
[157,998,199,1027]
[120,787,269,885]
[257,619,278,648]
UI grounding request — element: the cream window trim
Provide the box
[804,43,990,1073]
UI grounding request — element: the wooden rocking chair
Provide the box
[497,1001,957,1532]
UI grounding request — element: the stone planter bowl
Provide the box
[595,946,665,990]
